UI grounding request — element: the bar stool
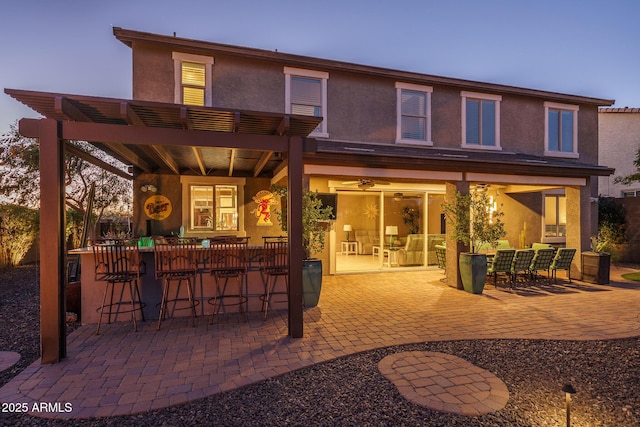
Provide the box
[93,240,146,335]
[208,237,249,323]
[153,241,199,329]
[260,237,288,320]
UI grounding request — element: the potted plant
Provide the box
[442,190,506,294]
[401,206,420,235]
[583,197,625,284]
[271,186,334,307]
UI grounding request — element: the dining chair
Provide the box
[209,237,249,323]
[486,249,515,288]
[93,240,146,335]
[529,248,556,284]
[510,249,535,288]
[153,241,199,329]
[260,237,289,320]
[549,248,577,284]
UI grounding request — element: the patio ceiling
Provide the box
[5,88,322,178]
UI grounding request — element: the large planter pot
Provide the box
[459,252,488,294]
[302,259,322,307]
[582,251,610,284]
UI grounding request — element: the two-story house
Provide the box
[113,28,612,277]
[5,27,614,361]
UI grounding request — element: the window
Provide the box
[461,91,501,150]
[622,190,640,197]
[396,82,433,145]
[173,52,214,106]
[544,194,566,239]
[189,184,239,231]
[544,102,578,158]
[284,67,328,137]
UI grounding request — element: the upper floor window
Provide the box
[461,91,502,150]
[544,102,579,158]
[284,67,329,137]
[396,82,433,145]
[172,52,214,106]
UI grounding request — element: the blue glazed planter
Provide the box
[459,253,487,294]
[302,259,322,307]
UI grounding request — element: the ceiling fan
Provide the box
[341,178,391,190]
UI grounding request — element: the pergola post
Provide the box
[37,118,67,363]
[287,136,304,338]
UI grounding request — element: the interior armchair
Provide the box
[354,230,379,255]
[397,234,425,266]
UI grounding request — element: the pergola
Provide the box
[6,88,322,364]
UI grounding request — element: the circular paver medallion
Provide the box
[0,351,20,372]
[378,351,509,416]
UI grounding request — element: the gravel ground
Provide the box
[1,265,639,426]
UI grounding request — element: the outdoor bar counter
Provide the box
[69,244,287,325]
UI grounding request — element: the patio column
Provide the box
[287,136,303,338]
[38,119,67,363]
[445,181,469,290]
[565,182,591,279]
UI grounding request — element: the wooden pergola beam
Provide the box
[149,144,181,175]
[53,119,290,151]
[229,149,236,176]
[191,146,207,176]
[65,143,133,180]
[253,151,273,177]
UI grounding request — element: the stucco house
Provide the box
[598,107,640,198]
[111,27,612,272]
[5,27,615,362]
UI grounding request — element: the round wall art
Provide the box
[144,195,172,220]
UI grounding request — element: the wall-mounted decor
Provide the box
[144,195,172,221]
[363,202,378,219]
[252,190,278,226]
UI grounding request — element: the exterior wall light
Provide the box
[141,184,157,193]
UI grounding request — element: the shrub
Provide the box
[0,204,39,267]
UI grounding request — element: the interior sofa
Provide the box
[397,234,425,266]
[355,230,379,255]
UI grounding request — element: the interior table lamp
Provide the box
[343,224,352,241]
[385,225,398,248]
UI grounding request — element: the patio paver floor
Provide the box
[1,265,639,419]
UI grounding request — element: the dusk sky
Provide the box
[1,0,639,135]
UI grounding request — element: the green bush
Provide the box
[0,204,39,267]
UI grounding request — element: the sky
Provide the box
[1,0,639,135]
